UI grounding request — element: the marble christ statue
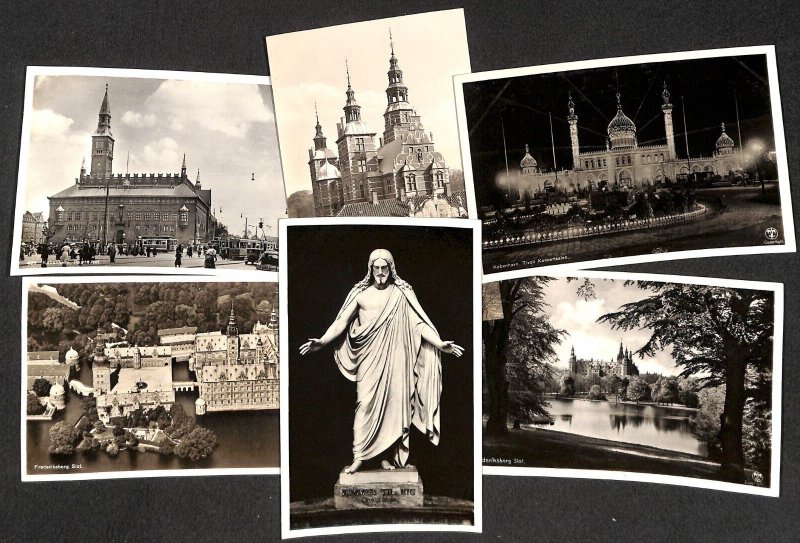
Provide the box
[299,249,464,474]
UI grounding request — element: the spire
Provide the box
[95,84,112,135]
[567,91,576,118]
[181,153,187,177]
[616,92,622,111]
[100,84,110,116]
[80,156,86,175]
[662,80,671,105]
[195,169,201,190]
[343,59,362,123]
[313,103,327,150]
[618,341,624,358]
[229,303,236,324]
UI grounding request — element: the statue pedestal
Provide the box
[333,465,424,509]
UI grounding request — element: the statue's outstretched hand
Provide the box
[299,338,323,356]
[440,341,464,357]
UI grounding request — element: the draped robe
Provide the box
[334,283,441,466]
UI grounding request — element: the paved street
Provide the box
[483,185,787,272]
[19,251,263,271]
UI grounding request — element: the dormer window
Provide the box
[179,205,189,226]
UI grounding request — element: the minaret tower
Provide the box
[567,92,580,170]
[90,84,114,176]
[662,81,676,161]
[383,29,415,144]
[226,304,240,364]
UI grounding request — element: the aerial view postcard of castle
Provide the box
[453,46,795,277]
[266,9,472,220]
[279,218,482,537]
[22,276,280,480]
[481,269,782,496]
[12,67,286,277]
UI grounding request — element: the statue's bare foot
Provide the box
[380,460,396,470]
[345,460,362,474]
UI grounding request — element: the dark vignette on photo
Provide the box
[286,224,475,504]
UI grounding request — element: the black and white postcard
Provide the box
[280,218,482,537]
[481,270,782,496]
[454,46,795,276]
[267,9,472,219]
[12,67,286,277]
[22,276,280,480]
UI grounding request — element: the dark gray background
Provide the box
[1,1,797,541]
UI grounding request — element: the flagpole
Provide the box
[550,112,558,180]
[501,119,510,204]
[681,96,691,175]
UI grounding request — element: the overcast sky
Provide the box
[266,8,471,197]
[544,277,679,375]
[22,73,287,235]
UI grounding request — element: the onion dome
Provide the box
[49,383,65,397]
[65,347,79,363]
[607,93,637,149]
[716,122,735,150]
[520,144,538,171]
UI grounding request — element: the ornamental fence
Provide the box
[483,205,707,250]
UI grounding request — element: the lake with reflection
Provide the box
[26,361,279,476]
[533,398,706,456]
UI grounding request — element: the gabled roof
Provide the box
[337,199,410,217]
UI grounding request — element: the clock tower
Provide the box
[90,84,114,176]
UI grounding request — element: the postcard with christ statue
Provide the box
[279,217,482,537]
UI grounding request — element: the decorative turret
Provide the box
[343,60,362,123]
[607,93,637,149]
[313,103,327,151]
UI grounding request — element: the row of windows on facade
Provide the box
[583,153,668,170]
[65,224,178,234]
[61,211,189,222]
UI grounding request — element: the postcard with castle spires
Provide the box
[481,269,783,496]
[21,276,280,481]
[266,8,472,219]
[11,67,287,277]
[453,46,795,277]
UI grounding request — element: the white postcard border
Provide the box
[21,274,281,482]
[279,216,483,538]
[452,45,795,278]
[481,268,783,498]
[11,66,279,280]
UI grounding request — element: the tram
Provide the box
[138,236,178,253]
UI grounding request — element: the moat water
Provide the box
[532,398,706,457]
[26,361,280,476]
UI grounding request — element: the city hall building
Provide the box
[47,86,215,247]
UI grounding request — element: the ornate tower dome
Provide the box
[715,122,735,154]
[520,144,538,174]
[607,93,637,149]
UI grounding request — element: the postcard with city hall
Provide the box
[266,9,472,220]
[453,46,795,277]
[481,270,782,496]
[11,67,286,277]
[21,276,280,481]
[279,218,482,537]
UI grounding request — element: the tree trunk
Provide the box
[718,352,747,482]
[483,321,508,437]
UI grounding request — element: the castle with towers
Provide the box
[307,34,468,218]
[47,85,216,247]
[568,341,640,379]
